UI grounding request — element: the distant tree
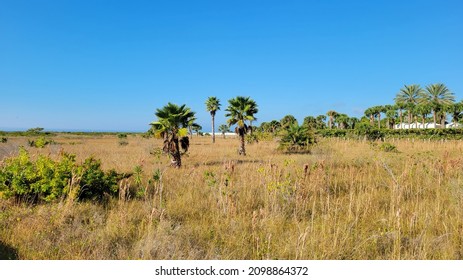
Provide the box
[280,115,298,129]
[326,111,338,129]
[218,124,231,138]
[447,102,463,125]
[413,103,432,128]
[421,83,455,127]
[385,107,398,129]
[225,96,258,156]
[186,116,201,137]
[268,120,281,134]
[150,103,195,168]
[335,113,349,129]
[395,101,407,126]
[205,96,221,143]
[348,117,359,129]
[395,85,423,125]
[316,115,327,129]
[302,116,317,129]
[364,107,375,125]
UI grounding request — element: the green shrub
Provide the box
[28,136,54,148]
[117,133,128,139]
[0,137,7,143]
[278,124,316,153]
[0,148,123,203]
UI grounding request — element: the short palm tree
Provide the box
[421,83,455,127]
[395,85,423,124]
[218,124,230,139]
[150,103,195,168]
[225,96,258,156]
[326,110,338,129]
[205,97,221,143]
[278,123,315,153]
[446,102,463,126]
[413,103,432,128]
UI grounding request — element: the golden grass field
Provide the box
[1,134,463,259]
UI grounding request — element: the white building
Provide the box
[394,122,462,129]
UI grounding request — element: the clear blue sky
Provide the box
[1,0,462,132]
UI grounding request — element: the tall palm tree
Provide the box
[326,110,338,129]
[218,124,230,138]
[225,96,258,156]
[150,103,195,168]
[421,83,455,128]
[395,85,423,125]
[205,97,221,143]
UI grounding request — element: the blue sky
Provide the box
[1,0,462,132]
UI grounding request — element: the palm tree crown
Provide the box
[395,84,423,125]
[422,83,455,127]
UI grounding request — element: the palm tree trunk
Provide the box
[329,116,333,129]
[433,111,437,128]
[378,115,381,129]
[422,115,425,128]
[399,109,403,127]
[170,139,182,168]
[239,135,246,156]
[212,115,215,143]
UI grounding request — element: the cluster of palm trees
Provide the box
[324,83,458,130]
[363,83,458,129]
[150,96,258,167]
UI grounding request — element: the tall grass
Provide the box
[0,135,462,259]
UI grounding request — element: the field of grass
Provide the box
[1,134,463,259]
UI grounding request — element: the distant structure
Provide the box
[394,122,462,129]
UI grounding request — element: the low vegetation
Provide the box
[1,135,463,260]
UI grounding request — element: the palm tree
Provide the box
[280,115,298,129]
[395,85,423,125]
[205,97,221,143]
[150,103,195,168]
[414,103,432,128]
[225,96,258,156]
[326,110,338,129]
[218,124,230,138]
[421,83,455,128]
[316,115,327,129]
[446,102,463,127]
[278,123,315,153]
[335,113,349,129]
[364,107,375,126]
[395,101,406,127]
[386,108,398,129]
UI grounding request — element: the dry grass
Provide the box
[1,135,463,259]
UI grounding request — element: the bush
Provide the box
[0,137,7,143]
[278,124,316,153]
[28,136,54,148]
[0,148,124,203]
[117,133,128,139]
